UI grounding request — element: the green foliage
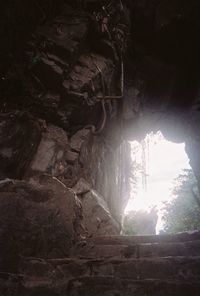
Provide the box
[162,169,200,234]
[123,211,140,235]
[123,208,158,235]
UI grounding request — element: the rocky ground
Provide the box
[1,231,200,295]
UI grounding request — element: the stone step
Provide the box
[90,231,200,245]
[3,256,200,295]
[0,280,57,296]
[67,276,200,296]
[20,256,200,282]
[72,240,200,259]
[0,270,61,296]
[2,275,200,296]
[88,256,200,281]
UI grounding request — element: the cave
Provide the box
[124,131,193,235]
[1,0,200,295]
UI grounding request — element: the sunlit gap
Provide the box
[124,131,192,234]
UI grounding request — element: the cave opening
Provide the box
[2,1,200,291]
[123,131,200,235]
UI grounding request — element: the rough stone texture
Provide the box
[90,230,200,244]
[1,276,200,296]
[0,112,42,179]
[62,53,114,104]
[79,137,132,223]
[70,128,91,153]
[1,231,200,295]
[81,189,120,236]
[1,1,200,294]
[67,277,200,296]
[0,0,131,226]
[72,177,91,195]
[0,176,82,271]
[29,124,69,177]
[72,240,200,260]
[72,178,120,236]
[72,231,200,260]
[19,256,200,282]
[24,4,117,132]
[0,112,124,232]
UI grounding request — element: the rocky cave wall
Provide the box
[1,0,200,268]
[0,0,133,266]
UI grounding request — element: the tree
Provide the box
[123,207,158,235]
[162,169,200,234]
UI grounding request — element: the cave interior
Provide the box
[1,0,200,294]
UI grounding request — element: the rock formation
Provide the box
[0,0,200,294]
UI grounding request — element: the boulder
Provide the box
[81,189,120,236]
[72,177,91,196]
[70,128,91,153]
[0,176,83,272]
[29,124,70,177]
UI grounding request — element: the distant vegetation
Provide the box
[124,169,200,235]
[123,207,158,235]
[162,169,200,233]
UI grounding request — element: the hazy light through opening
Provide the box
[125,131,191,233]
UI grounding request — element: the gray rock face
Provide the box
[0,177,82,271]
[1,3,200,296]
[79,139,132,223]
[72,177,91,195]
[81,189,120,236]
[0,0,132,227]
[73,178,120,236]
[29,124,69,177]
[0,112,42,179]
[70,128,91,153]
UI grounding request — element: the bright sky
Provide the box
[125,132,191,233]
